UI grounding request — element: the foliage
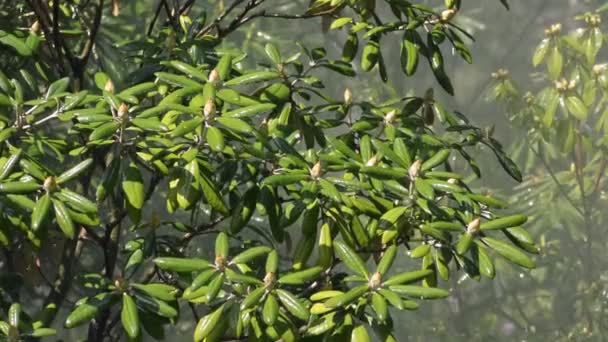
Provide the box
[489,5,608,340]
[0,0,535,340]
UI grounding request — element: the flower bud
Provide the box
[117,103,129,119]
[209,69,220,83]
[384,110,397,124]
[264,272,276,289]
[409,159,422,180]
[368,272,382,289]
[310,161,323,179]
[343,87,353,106]
[204,98,216,121]
[30,20,40,34]
[440,9,457,22]
[104,79,115,93]
[466,218,481,235]
[43,176,57,192]
[366,155,380,167]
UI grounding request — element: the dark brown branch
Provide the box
[76,0,105,81]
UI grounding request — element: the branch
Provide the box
[77,0,105,79]
[529,145,584,218]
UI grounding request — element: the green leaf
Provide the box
[352,324,371,342]
[565,95,588,120]
[334,240,369,278]
[52,198,75,239]
[330,17,352,30]
[224,71,280,86]
[388,285,450,299]
[133,292,177,318]
[153,257,211,272]
[324,285,368,308]
[262,173,309,187]
[0,32,32,56]
[215,55,233,81]
[215,117,253,133]
[31,193,51,231]
[480,215,527,230]
[121,294,140,339]
[65,293,113,328]
[532,38,550,66]
[223,103,276,118]
[263,294,279,326]
[547,47,563,79]
[361,40,380,71]
[55,189,97,214]
[0,181,40,194]
[265,43,282,64]
[278,266,323,285]
[0,148,22,181]
[199,171,229,215]
[194,304,225,342]
[383,269,433,286]
[276,289,310,321]
[122,163,145,210]
[230,246,271,264]
[206,126,225,152]
[377,244,397,275]
[89,121,119,141]
[481,237,535,269]
[215,232,229,258]
[371,292,389,322]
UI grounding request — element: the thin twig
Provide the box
[529,145,584,218]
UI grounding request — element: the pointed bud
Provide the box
[384,110,397,124]
[409,159,422,180]
[104,79,115,93]
[343,87,353,106]
[440,9,457,22]
[310,161,323,179]
[209,69,220,83]
[366,155,380,167]
[111,0,120,16]
[368,272,382,290]
[204,98,216,122]
[263,272,276,289]
[43,176,57,192]
[117,103,129,119]
[30,20,40,34]
[466,218,481,235]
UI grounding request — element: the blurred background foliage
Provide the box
[0,0,606,341]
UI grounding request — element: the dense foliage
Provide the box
[0,0,535,340]
[489,4,608,340]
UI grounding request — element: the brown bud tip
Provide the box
[43,176,57,192]
[310,161,323,179]
[214,255,226,270]
[369,272,382,289]
[466,218,481,235]
[104,79,115,93]
[343,88,353,105]
[209,69,220,83]
[30,20,40,34]
[384,110,397,124]
[366,155,380,167]
[440,9,457,22]
[111,0,120,16]
[117,103,129,119]
[204,98,216,120]
[263,272,276,288]
[409,159,422,180]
